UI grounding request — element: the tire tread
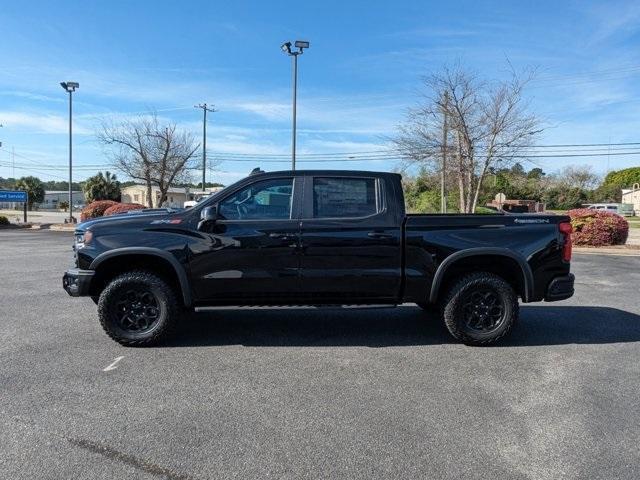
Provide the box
[442,272,518,346]
[97,270,179,347]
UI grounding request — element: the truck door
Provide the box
[298,175,402,303]
[191,176,302,303]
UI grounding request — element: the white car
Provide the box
[184,192,213,208]
[586,203,634,216]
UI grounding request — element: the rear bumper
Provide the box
[62,269,95,297]
[544,273,575,301]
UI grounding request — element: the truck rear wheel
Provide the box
[97,271,179,347]
[442,272,518,345]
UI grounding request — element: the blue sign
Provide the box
[0,190,28,202]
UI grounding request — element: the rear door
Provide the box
[298,175,402,303]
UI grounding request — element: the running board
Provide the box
[194,304,398,312]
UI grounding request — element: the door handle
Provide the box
[367,231,393,239]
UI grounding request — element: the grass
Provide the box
[627,218,640,229]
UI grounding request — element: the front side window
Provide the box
[313,177,379,218]
[219,178,293,220]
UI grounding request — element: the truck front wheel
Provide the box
[97,271,179,347]
[442,272,518,346]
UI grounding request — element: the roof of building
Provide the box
[44,190,83,194]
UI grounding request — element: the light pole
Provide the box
[60,81,79,222]
[194,103,216,190]
[281,40,309,170]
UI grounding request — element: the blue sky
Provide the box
[1,0,640,185]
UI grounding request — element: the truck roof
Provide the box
[250,169,401,178]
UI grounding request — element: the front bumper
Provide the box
[62,269,95,297]
[544,273,575,301]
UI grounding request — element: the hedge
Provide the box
[80,200,118,222]
[0,215,9,226]
[568,208,629,246]
[104,203,145,216]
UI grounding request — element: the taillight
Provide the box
[559,222,572,262]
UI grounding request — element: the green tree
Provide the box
[527,167,545,180]
[588,183,622,203]
[14,176,44,210]
[58,200,69,212]
[542,186,587,210]
[603,167,640,188]
[82,171,121,203]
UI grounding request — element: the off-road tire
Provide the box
[97,271,179,347]
[442,272,518,346]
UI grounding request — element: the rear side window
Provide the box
[313,177,379,218]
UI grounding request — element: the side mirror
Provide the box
[198,205,218,231]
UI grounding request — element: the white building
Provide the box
[121,184,223,208]
[41,191,85,210]
[622,183,640,216]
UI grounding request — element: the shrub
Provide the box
[0,216,9,226]
[80,200,118,222]
[568,208,629,246]
[103,203,145,216]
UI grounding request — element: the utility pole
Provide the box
[441,91,449,214]
[194,103,216,190]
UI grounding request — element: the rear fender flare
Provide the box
[428,247,534,303]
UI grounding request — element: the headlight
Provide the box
[75,230,93,246]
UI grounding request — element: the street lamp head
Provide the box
[60,81,79,92]
[294,40,310,51]
[280,42,292,54]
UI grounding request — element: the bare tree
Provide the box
[394,64,542,213]
[555,165,600,190]
[97,112,199,207]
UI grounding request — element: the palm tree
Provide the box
[83,171,121,203]
[14,176,44,210]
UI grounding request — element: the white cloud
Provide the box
[589,2,640,43]
[0,111,91,134]
[234,102,290,121]
[0,90,63,103]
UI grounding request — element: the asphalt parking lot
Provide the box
[1,229,640,479]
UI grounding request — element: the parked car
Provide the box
[63,170,575,347]
[586,203,635,216]
[183,192,213,208]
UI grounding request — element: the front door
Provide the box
[191,176,302,304]
[298,175,402,303]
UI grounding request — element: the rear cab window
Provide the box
[312,177,382,218]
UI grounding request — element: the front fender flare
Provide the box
[89,247,192,307]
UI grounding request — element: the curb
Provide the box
[574,247,640,257]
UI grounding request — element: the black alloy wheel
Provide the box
[115,288,161,333]
[461,288,506,333]
[442,272,519,345]
[97,271,179,347]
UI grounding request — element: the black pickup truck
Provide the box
[63,170,574,346]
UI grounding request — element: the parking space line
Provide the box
[103,356,124,372]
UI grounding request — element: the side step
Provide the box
[194,304,398,312]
